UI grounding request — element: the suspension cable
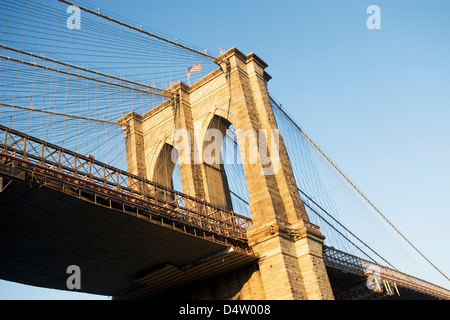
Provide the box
[1,44,174,96]
[297,186,397,270]
[0,102,118,125]
[271,97,450,282]
[58,0,229,65]
[0,55,174,98]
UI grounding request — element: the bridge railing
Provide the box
[323,246,450,300]
[0,124,253,240]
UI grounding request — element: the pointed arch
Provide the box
[152,143,179,190]
[202,114,250,216]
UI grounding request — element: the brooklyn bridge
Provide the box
[0,0,449,300]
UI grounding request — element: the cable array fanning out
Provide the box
[0,0,447,291]
[0,0,218,170]
[270,96,449,288]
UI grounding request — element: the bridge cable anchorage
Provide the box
[0,45,176,98]
[58,0,229,66]
[0,55,174,99]
[0,103,117,125]
[271,97,450,283]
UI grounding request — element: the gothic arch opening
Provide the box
[152,143,182,192]
[203,115,250,217]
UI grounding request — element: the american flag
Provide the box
[186,62,202,79]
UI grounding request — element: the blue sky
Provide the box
[1,0,449,299]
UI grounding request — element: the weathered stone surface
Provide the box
[117,47,334,300]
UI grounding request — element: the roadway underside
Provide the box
[326,267,439,300]
[0,178,257,297]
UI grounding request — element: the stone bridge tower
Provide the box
[118,47,334,300]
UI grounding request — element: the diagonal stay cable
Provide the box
[270,96,450,282]
[297,186,397,271]
[0,55,173,98]
[58,0,228,65]
[225,170,386,267]
[1,44,174,96]
[0,102,118,125]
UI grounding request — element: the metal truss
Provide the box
[1,123,449,298]
[0,124,253,249]
[323,246,450,300]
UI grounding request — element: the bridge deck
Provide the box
[0,173,257,296]
[323,246,450,300]
[0,124,448,299]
